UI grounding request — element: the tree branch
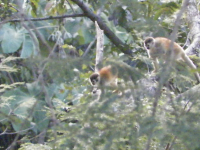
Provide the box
[0,13,85,24]
[185,0,200,55]
[71,0,132,55]
[95,21,104,72]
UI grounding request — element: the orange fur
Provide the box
[154,37,183,57]
[99,66,113,81]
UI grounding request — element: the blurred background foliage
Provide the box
[0,0,199,150]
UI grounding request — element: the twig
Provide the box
[1,126,34,135]
[168,136,177,150]
[82,37,97,57]
[165,143,170,150]
[7,73,14,84]
[0,13,85,24]
[66,0,75,13]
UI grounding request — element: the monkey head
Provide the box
[144,37,155,50]
[89,73,100,86]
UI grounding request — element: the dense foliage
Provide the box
[0,0,199,150]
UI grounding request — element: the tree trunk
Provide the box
[185,0,200,56]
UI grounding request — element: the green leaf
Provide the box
[2,88,38,133]
[0,25,6,41]
[13,97,37,118]
[47,83,58,100]
[11,118,31,134]
[78,23,94,43]
[3,88,36,118]
[26,81,41,96]
[1,25,24,53]
[76,34,85,45]
[53,83,69,101]
[154,2,180,20]
[21,35,34,58]
[33,101,49,132]
[30,0,40,17]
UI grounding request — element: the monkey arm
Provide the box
[152,58,159,73]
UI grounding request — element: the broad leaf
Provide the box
[1,26,24,53]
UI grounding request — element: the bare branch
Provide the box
[95,21,104,72]
[82,37,96,57]
[0,13,85,24]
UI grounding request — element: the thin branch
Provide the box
[1,126,34,135]
[66,0,75,13]
[7,73,14,84]
[82,37,96,57]
[165,143,170,150]
[9,5,19,12]
[30,25,58,31]
[168,136,177,150]
[0,13,85,24]
[21,22,40,56]
[19,13,53,52]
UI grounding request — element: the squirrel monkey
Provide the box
[144,37,200,83]
[89,65,118,93]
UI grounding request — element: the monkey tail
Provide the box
[182,53,200,83]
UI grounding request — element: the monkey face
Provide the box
[144,37,155,50]
[89,73,100,86]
